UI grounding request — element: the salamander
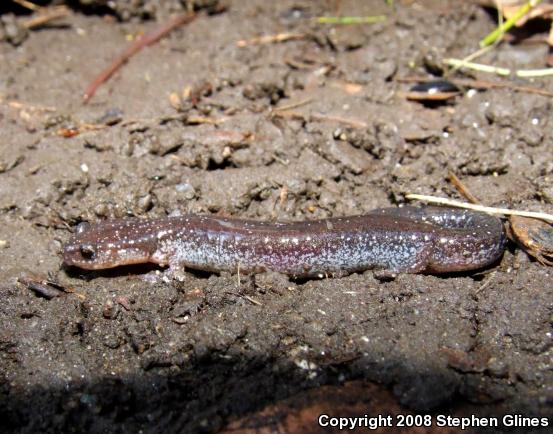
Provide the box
[63,206,506,277]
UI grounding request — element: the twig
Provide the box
[446,45,494,74]
[445,58,553,78]
[120,113,186,127]
[7,100,56,112]
[476,271,497,294]
[444,58,510,76]
[448,171,480,204]
[516,68,553,77]
[458,77,553,97]
[22,6,70,29]
[405,194,553,223]
[236,32,305,47]
[18,274,67,299]
[11,0,40,11]
[83,13,196,103]
[310,113,367,128]
[480,0,543,47]
[272,97,314,112]
[243,295,262,306]
[185,115,227,125]
[272,110,368,129]
[57,123,108,138]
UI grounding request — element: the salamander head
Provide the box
[63,220,157,270]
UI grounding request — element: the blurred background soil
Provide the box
[0,0,552,432]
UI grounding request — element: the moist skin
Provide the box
[63,206,507,277]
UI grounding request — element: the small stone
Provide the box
[93,203,109,217]
[2,14,29,46]
[102,300,118,319]
[137,194,153,212]
[175,183,196,200]
[487,357,508,378]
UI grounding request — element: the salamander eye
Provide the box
[76,222,91,234]
[80,243,96,259]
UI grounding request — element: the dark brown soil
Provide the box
[1,1,552,433]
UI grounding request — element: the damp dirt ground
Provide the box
[1,1,552,433]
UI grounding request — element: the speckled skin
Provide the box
[63,207,506,277]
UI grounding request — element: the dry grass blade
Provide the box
[406,194,553,223]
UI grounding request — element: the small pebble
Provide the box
[1,14,29,46]
[176,183,196,200]
[94,203,109,217]
[102,299,118,319]
[137,194,153,212]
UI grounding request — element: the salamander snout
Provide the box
[62,221,117,269]
[63,240,103,269]
[63,239,153,270]
[62,223,102,268]
[63,219,157,270]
